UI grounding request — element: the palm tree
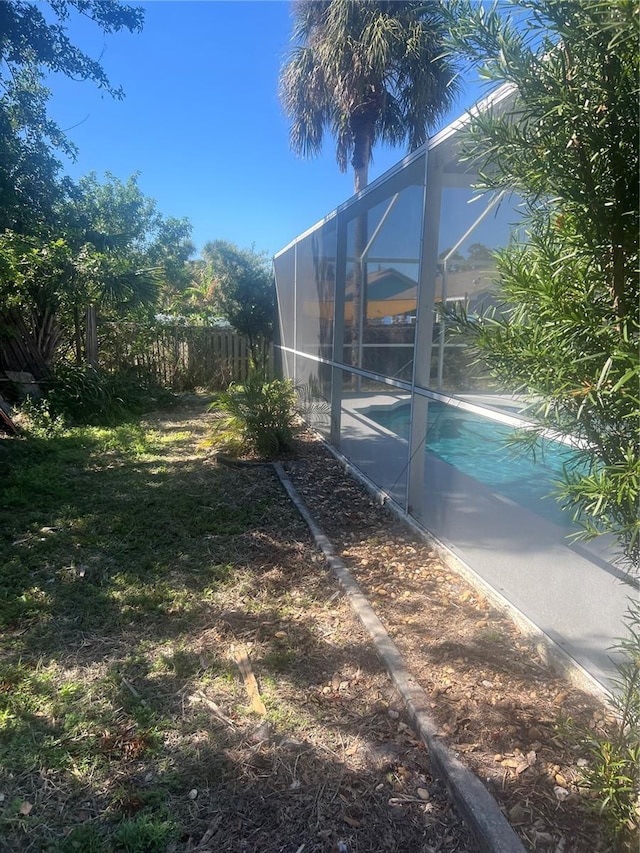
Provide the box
[280,0,459,193]
[281,1,458,373]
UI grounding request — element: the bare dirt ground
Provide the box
[152,402,479,853]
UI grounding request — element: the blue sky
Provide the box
[46,1,487,258]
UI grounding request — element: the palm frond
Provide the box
[279,0,458,187]
[280,46,331,158]
[99,266,161,308]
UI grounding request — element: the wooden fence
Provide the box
[101,325,262,390]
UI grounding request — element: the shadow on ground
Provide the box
[0,403,474,852]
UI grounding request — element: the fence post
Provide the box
[86,305,98,368]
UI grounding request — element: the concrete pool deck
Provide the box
[334,393,637,693]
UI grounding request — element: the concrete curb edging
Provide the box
[273,462,527,853]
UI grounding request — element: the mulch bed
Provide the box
[280,431,623,852]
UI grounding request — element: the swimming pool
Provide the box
[366,400,583,527]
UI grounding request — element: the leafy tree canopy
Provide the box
[0,1,200,384]
[0,67,73,232]
[0,0,144,233]
[0,173,194,369]
[63,172,195,294]
[203,240,275,372]
[0,0,143,95]
[466,242,494,267]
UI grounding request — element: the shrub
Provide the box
[38,364,177,426]
[578,601,640,847]
[18,396,67,436]
[558,599,640,848]
[208,377,298,459]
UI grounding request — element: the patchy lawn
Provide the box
[0,398,473,853]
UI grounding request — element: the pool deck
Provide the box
[336,393,637,693]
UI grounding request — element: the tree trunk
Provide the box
[351,127,371,195]
[0,309,51,381]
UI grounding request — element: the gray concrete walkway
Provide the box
[337,395,637,693]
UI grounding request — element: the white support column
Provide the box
[407,151,443,521]
[330,212,347,448]
[292,243,298,384]
[436,260,447,390]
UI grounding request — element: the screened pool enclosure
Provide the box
[273,84,629,691]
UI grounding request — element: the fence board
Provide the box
[99,324,269,391]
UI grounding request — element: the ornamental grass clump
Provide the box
[208,376,298,459]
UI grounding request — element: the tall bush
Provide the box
[446,3,639,843]
[445,0,639,568]
[202,241,274,376]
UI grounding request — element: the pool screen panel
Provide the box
[274,247,296,361]
[337,369,411,507]
[341,169,424,383]
[294,220,337,360]
[294,354,332,437]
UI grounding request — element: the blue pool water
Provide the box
[367,401,583,527]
